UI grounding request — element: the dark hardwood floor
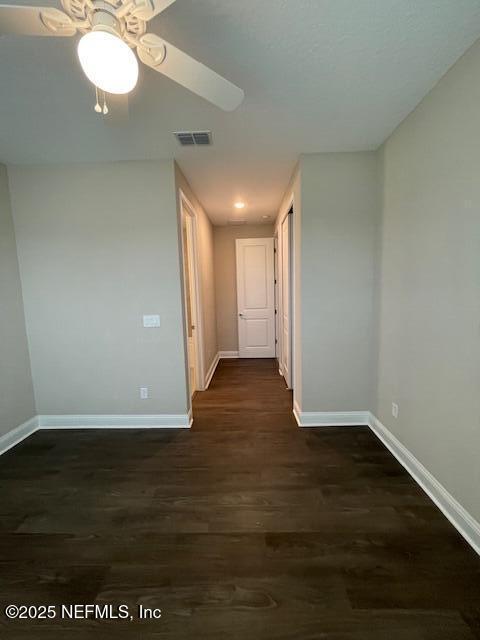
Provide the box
[0,358,479,638]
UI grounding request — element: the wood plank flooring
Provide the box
[0,358,479,638]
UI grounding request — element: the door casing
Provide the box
[276,197,295,390]
[180,191,205,397]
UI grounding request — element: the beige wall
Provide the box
[0,165,35,435]
[175,165,218,380]
[299,152,380,413]
[214,224,274,352]
[8,160,189,415]
[377,38,480,521]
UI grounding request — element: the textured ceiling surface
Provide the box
[1,0,480,224]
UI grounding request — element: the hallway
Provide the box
[0,359,479,639]
[193,358,294,431]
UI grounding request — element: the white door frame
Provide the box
[274,234,279,360]
[179,190,205,395]
[277,195,295,390]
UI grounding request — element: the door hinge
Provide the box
[275,309,277,315]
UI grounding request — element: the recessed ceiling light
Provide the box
[234,202,246,209]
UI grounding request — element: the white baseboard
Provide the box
[203,351,240,390]
[3,409,477,555]
[292,403,480,555]
[368,413,480,556]
[0,413,191,456]
[0,415,39,456]
[293,401,301,426]
[204,353,220,389]
[218,350,239,359]
[38,414,191,429]
[203,351,239,390]
[293,401,369,427]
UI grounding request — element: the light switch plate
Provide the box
[143,314,160,328]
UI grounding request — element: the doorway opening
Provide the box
[184,202,295,424]
[180,191,204,399]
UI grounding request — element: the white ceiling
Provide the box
[1,1,480,225]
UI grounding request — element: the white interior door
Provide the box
[280,214,292,387]
[236,237,275,358]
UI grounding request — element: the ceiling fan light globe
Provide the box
[77,31,138,95]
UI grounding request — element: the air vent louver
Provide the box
[192,132,211,145]
[175,132,195,146]
[174,131,212,146]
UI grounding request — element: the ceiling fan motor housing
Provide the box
[91,2,121,37]
[57,0,149,43]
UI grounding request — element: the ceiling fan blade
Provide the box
[137,34,244,112]
[131,0,177,22]
[0,4,76,37]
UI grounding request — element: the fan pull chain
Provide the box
[102,91,109,115]
[94,86,101,113]
[93,87,109,116]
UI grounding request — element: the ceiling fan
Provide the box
[0,0,245,111]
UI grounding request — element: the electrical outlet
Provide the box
[392,402,399,419]
[140,387,149,400]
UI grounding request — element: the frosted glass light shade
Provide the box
[77,31,138,95]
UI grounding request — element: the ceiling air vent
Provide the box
[228,219,246,226]
[174,131,212,146]
[192,131,211,145]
